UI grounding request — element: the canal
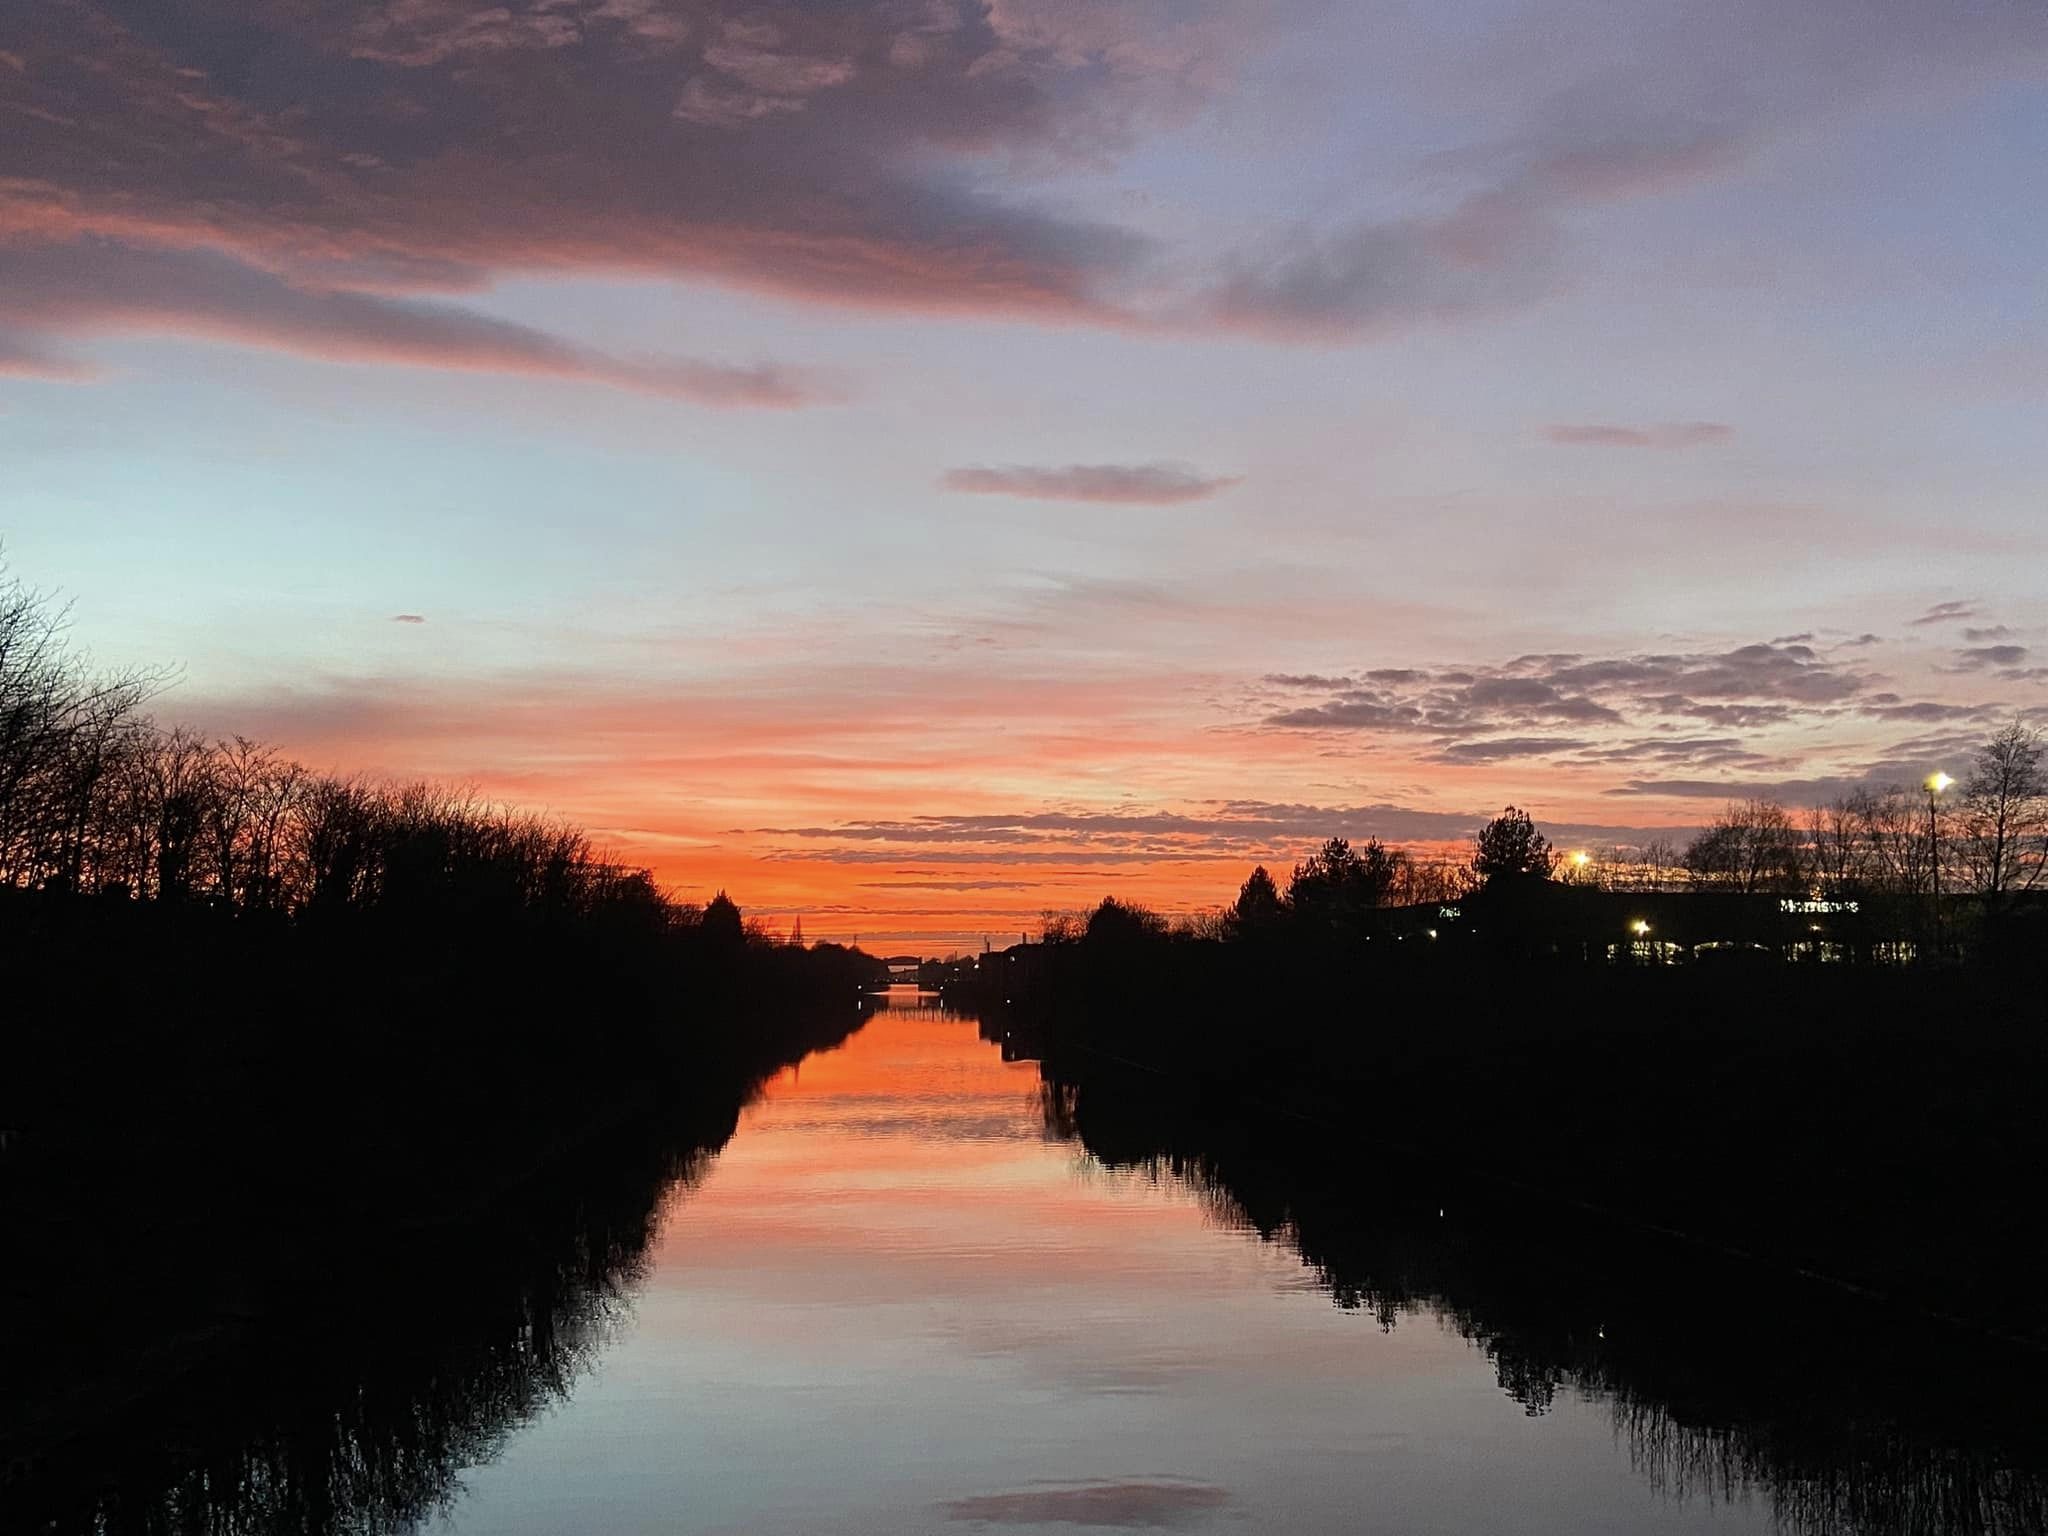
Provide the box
[427,998,1809,1535]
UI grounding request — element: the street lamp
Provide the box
[1926,771,1952,955]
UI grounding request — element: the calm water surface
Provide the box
[431,1000,1778,1536]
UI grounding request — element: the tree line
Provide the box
[1561,726,2045,906]
[0,564,721,935]
[1026,722,2045,953]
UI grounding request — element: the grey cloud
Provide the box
[1208,198,1558,337]
[1544,421,1734,448]
[1462,677,1624,722]
[1208,111,1761,337]
[941,463,1240,505]
[390,613,427,624]
[1573,736,1772,768]
[1958,645,2028,668]
[1637,697,1793,729]
[1433,735,1590,763]
[1232,0,2046,343]
[1267,697,1431,731]
[1608,777,1865,801]
[762,799,1684,861]
[0,0,1186,355]
[1263,673,1357,690]
[1265,641,1866,737]
[1911,601,1982,626]
[1860,700,1990,722]
[1604,725,2000,804]
[1962,626,2014,641]
[858,879,1040,892]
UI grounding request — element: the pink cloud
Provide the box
[940,463,1239,504]
[0,242,831,406]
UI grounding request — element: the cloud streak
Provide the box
[1957,645,2028,669]
[1911,601,1982,627]
[1544,422,1735,449]
[0,241,828,405]
[941,463,1239,505]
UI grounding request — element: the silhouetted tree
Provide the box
[1471,807,1555,883]
[1959,722,2046,906]
[1807,799,1865,902]
[1683,800,1805,894]
[1040,909,1087,944]
[1288,836,1406,934]
[702,890,745,948]
[1085,896,1167,946]
[1842,786,1933,899]
[1228,864,1287,937]
[1390,858,1476,906]
[1642,838,1682,893]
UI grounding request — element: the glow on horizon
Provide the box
[2,0,2044,951]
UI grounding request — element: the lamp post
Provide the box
[1926,771,1952,957]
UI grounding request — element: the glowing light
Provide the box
[1630,919,1651,937]
[1571,850,1590,868]
[1927,771,1954,794]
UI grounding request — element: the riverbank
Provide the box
[0,889,875,1524]
[979,948,2048,1343]
[1032,1044,2048,1536]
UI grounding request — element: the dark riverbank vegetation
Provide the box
[1036,1058,2048,1536]
[6,1065,815,1535]
[1,566,884,1520]
[940,727,2048,1341]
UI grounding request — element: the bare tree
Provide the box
[1808,799,1867,902]
[1957,722,2046,905]
[1846,787,1933,898]
[1641,837,1683,893]
[0,566,162,889]
[1683,799,1806,894]
[1392,858,1475,906]
[210,737,308,911]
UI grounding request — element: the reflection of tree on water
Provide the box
[19,1111,733,1536]
[1038,1072,2048,1536]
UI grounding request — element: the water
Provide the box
[426,1000,1780,1536]
[23,996,2038,1535]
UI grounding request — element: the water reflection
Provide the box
[1036,1053,2048,1536]
[14,1007,2042,1536]
[11,1092,752,1536]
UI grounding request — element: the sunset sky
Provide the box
[4,0,2044,950]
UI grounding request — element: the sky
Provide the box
[3,0,2045,951]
